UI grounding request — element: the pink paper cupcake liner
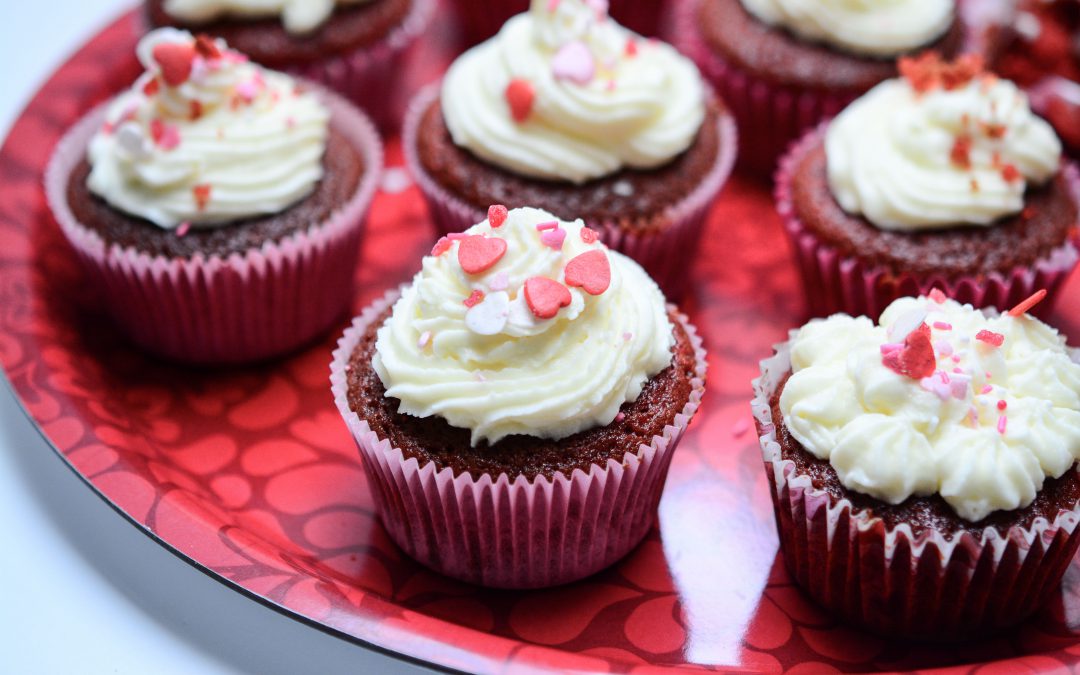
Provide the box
[752,338,1080,640]
[45,83,383,365]
[402,83,738,300]
[329,289,708,589]
[286,0,435,132]
[449,0,667,46]
[775,123,1080,321]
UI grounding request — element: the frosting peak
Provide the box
[826,55,1063,231]
[87,28,330,229]
[373,206,675,445]
[739,0,954,57]
[440,0,705,184]
[163,0,371,35]
[780,294,1080,522]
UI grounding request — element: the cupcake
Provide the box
[329,206,707,588]
[752,292,1080,639]
[404,0,737,300]
[451,0,666,46]
[46,28,382,364]
[674,0,982,176]
[144,0,435,128]
[776,54,1080,320]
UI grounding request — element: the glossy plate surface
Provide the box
[4,9,1080,674]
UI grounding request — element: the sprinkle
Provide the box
[1007,289,1047,317]
[447,232,468,241]
[236,78,260,103]
[193,183,212,211]
[547,0,559,10]
[920,376,951,401]
[986,371,993,379]
[899,52,985,94]
[951,355,961,363]
[950,135,972,169]
[431,236,452,257]
[505,78,535,123]
[458,235,507,275]
[623,332,633,341]
[464,290,485,308]
[552,41,595,85]
[580,227,599,244]
[488,204,508,228]
[564,249,611,295]
[189,100,203,120]
[731,418,750,438]
[176,221,191,237]
[968,406,979,426]
[194,34,221,59]
[933,322,953,331]
[929,288,948,304]
[524,277,571,319]
[997,400,1008,411]
[475,372,487,382]
[952,367,963,374]
[540,227,567,250]
[417,331,432,349]
[612,180,634,197]
[997,415,1008,435]
[935,340,953,357]
[614,412,626,423]
[625,38,638,57]
[285,116,296,130]
[976,330,1005,347]
[150,119,181,150]
[950,377,970,399]
[880,343,904,355]
[883,323,936,380]
[606,79,616,91]
[1001,163,1021,183]
[142,78,160,96]
[970,178,980,193]
[152,42,196,86]
[981,384,993,394]
[464,291,510,335]
[535,220,559,232]
[489,271,509,291]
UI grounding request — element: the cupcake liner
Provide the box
[329,289,708,589]
[45,83,383,365]
[775,123,1080,321]
[287,0,436,132]
[751,339,1080,640]
[402,83,738,300]
[450,0,666,46]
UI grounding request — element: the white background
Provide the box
[0,3,431,673]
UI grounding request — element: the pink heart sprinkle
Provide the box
[540,227,566,250]
[552,41,595,85]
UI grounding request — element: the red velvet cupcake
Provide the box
[144,0,435,128]
[404,0,736,299]
[753,293,1080,639]
[46,29,381,364]
[450,0,666,45]
[674,0,995,176]
[330,206,707,588]
[776,54,1080,320]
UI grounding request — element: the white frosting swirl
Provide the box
[780,295,1080,522]
[373,207,675,445]
[163,0,370,34]
[740,0,953,57]
[441,0,705,184]
[826,65,1063,231]
[87,28,329,229]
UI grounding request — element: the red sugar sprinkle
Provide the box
[487,204,508,228]
[1001,163,1021,183]
[625,39,638,57]
[142,78,160,97]
[524,276,571,319]
[1007,289,1047,317]
[194,34,221,59]
[984,123,1006,139]
[882,323,936,380]
[193,183,212,211]
[463,290,485,308]
[580,227,599,244]
[505,78,535,124]
[149,119,180,150]
[929,288,947,304]
[152,42,196,87]
[458,235,507,275]
[975,330,1004,347]
[431,236,452,257]
[189,100,203,121]
[950,135,972,169]
[899,52,985,94]
[997,400,1007,411]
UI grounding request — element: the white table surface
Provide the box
[1,4,433,673]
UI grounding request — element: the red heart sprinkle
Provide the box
[488,204,508,228]
[152,42,196,87]
[564,250,611,295]
[142,78,160,97]
[882,323,936,379]
[505,78,535,124]
[524,277,571,319]
[430,236,452,257]
[464,290,485,308]
[457,235,507,275]
[580,227,598,244]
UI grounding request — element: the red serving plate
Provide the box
[4,8,1080,674]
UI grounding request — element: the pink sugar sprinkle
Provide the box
[417,331,431,349]
[547,0,560,10]
[731,418,750,438]
[952,367,963,374]
[929,288,948,304]
[535,220,559,231]
[981,384,993,394]
[880,343,903,355]
[997,415,1007,435]
[175,221,191,237]
[976,330,1005,347]
[489,271,509,292]
[997,400,1007,411]
[951,355,961,363]
[938,371,951,384]
[540,227,566,250]
[969,406,979,426]
[986,371,993,379]
[447,232,467,241]
[933,322,953,331]
[614,412,626,423]
[623,332,633,341]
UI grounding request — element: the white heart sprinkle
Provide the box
[465,291,510,335]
